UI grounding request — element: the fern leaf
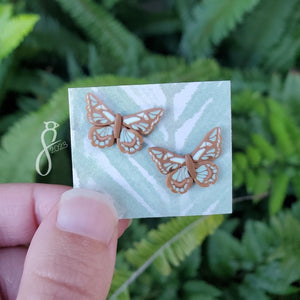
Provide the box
[232,160,244,189]
[54,0,145,73]
[268,99,295,156]
[208,203,300,297]
[183,280,222,299]
[21,16,89,65]
[9,69,64,99]
[208,229,244,278]
[246,146,261,167]
[66,52,84,80]
[108,269,131,300]
[229,0,298,67]
[242,221,274,264]
[252,169,270,198]
[245,169,256,194]
[251,134,277,164]
[282,72,300,104]
[278,72,300,128]
[109,215,223,299]
[263,3,300,71]
[234,153,248,172]
[147,58,223,83]
[88,44,105,76]
[230,68,270,94]
[0,4,12,26]
[0,54,14,107]
[0,4,39,63]
[269,172,289,215]
[0,75,146,182]
[126,215,223,272]
[179,0,260,59]
[292,172,300,199]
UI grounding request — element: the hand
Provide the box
[0,184,130,300]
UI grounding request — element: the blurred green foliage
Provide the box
[0,0,300,299]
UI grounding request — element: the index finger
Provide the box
[0,183,70,247]
[0,184,130,247]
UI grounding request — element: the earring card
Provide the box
[68,81,232,219]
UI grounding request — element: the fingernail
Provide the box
[57,189,118,244]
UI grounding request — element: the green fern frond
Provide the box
[0,4,39,63]
[0,54,14,107]
[275,72,300,128]
[0,75,146,183]
[230,68,270,93]
[231,91,300,210]
[54,0,184,76]
[282,72,300,104]
[54,0,145,73]
[88,44,105,76]
[183,280,222,299]
[21,16,89,64]
[269,172,290,216]
[139,54,185,78]
[251,134,277,164]
[208,202,300,297]
[268,98,298,156]
[229,0,298,67]
[109,269,131,300]
[102,0,120,10]
[179,0,260,59]
[263,3,300,71]
[126,215,223,273]
[67,53,85,80]
[8,69,63,99]
[109,215,223,299]
[147,58,223,83]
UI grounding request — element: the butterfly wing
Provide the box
[88,125,115,148]
[194,161,219,187]
[166,166,193,194]
[192,127,222,162]
[148,147,185,175]
[117,127,143,154]
[85,92,115,126]
[123,108,164,135]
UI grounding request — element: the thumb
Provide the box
[17,189,119,300]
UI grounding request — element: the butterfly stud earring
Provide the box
[85,93,164,154]
[148,127,222,194]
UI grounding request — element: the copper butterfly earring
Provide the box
[148,127,222,194]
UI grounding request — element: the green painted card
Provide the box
[68,81,232,219]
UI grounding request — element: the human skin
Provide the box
[0,184,130,300]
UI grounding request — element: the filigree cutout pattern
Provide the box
[148,127,222,194]
[85,93,164,154]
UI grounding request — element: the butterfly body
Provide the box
[85,93,164,154]
[149,127,222,194]
[113,113,123,139]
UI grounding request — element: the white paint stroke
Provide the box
[174,82,201,121]
[175,97,213,152]
[217,81,224,87]
[159,125,168,141]
[98,154,157,215]
[203,199,219,215]
[180,202,194,216]
[121,85,167,108]
[128,157,171,205]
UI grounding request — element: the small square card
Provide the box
[68,81,232,219]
